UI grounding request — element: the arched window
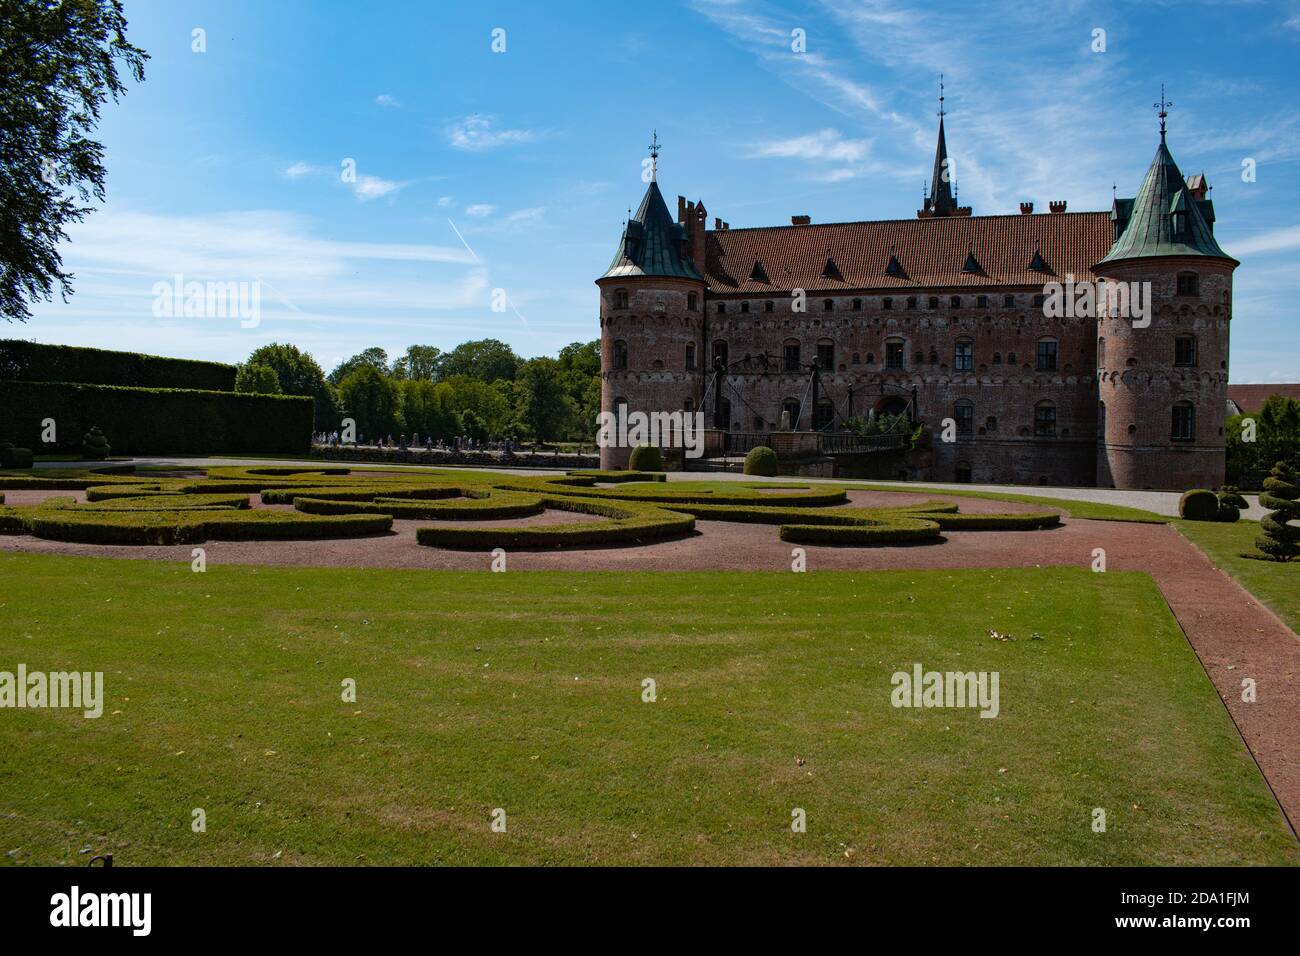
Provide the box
[851,352,861,365]
[1008,351,1017,365]
[740,300,750,313]
[1034,401,1057,437]
[716,302,726,314]
[950,295,961,308]
[782,339,801,373]
[1176,272,1199,296]
[1097,336,1105,367]
[613,289,629,309]
[882,297,893,310]
[1036,338,1058,371]
[954,400,974,437]
[822,298,834,312]
[613,340,628,370]
[954,338,974,371]
[816,339,834,369]
[866,352,875,365]
[1174,335,1197,367]
[992,352,1002,365]
[764,300,774,313]
[685,343,696,370]
[712,340,728,368]
[976,294,988,309]
[1003,294,1015,308]
[928,296,939,309]
[1172,401,1196,441]
[907,296,918,310]
[852,298,863,311]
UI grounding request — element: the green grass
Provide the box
[842,483,1169,523]
[0,554,1291,866]
[1176,518,1300,633]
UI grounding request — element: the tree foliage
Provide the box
[1,0,147,321]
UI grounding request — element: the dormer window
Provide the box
[1171,211,1188,237]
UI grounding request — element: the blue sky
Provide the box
[15,0,1300,382]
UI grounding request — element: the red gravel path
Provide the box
[2,487,1297,833]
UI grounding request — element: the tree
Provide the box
[337,364,397,439]
[234,362,281,395]
[1254,462,1299,562]
[1,0,147,321]
[437,375,512,437]
[328,347,389,385]
[391,345,440,381]
[244,343,335,429]
[396,378,456,440]
[435,338,520,383]
[1227,395,1300,486]
[516,357,573,442]
[556,340,600,439]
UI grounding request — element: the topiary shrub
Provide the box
[744,445,779,477]
[1217,485,1249,510]
[1178,489,1219,521]
[82,427,111,460]
[627,444,662,471]
[1215,501,1241,523]
[1253,462,1299,561]
[0,441,33,469]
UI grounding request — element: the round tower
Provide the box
[1094,121,1237,490]
[596,173,707,469]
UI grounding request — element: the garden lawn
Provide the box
[842,483,1168,523]
[1176,518,1300,633]
[0,554,1292,866]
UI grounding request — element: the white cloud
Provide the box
[465,203,496,217]
[283,161,321,179]
[750,129,872,163]
[1229,225,1300,257]
[437,195,454,207]
[445,114,538,151]
[351,174,404,201]
[375,94,402,108]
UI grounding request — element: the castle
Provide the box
[597,94,1237,489]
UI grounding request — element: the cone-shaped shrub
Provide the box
[744,445,779,477]
[1254,462,1299,561]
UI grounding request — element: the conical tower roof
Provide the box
[1099,136,1235,266]
[927,116,957,217]
[601,180,702,281]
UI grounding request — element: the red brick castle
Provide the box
[597,94,1237,489]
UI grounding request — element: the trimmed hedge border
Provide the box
[779,516,941,546]
[295,491,545,521]
[500,476,849,508]
[11,508,391,545]
[565,470,667,483]
[415,495,694,550]
[0,340,236,391]
[922,511,1060,531]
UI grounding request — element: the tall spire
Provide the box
[647,130,660,182]
[1153,85,1172,142]
[921,75,957,217]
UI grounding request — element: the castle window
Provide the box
[1037,338,1058,372]
[823,298,834,312]
[954,400,974,437]
[851,352,860,365]
[1177,272,1199,296]
[950,295,961,308]
[1034,402,1057,437]
[1003,294,1015,308]
[928,348,938,365]
[741,301,750,313]
[613,340,628,370]
[882,297,893,310]
[1097,337,1105,367]
[985,415,998,432]
[716,302,726,314]
[954,339,974,371]
[1008,351,1017,365]
[866,353,874,365]
[813,399,836,431]
[852,298,863,311]
[712,341,728,367]
[684,397,694,413]
[765,300,774,313]
[1174,335,1197,367]
[976,295,988,309]
[1033,293,1046,307]
[613,289,629,310]
[783,340,801,373]
[992,352,1002,365]
[885,340,905,370]
[782,398,801,429]
[1171,402,1195,441]
[928,296,939,309]
[688,292,697,311]
[816,339,834,370]
[686,343,696,370]
[907,297,918,310]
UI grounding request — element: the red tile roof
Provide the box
[1226,384,1300,414]
[703,211,1113,293]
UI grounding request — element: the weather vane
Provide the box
[648,130,660,181]
[1154,85,1172,139]
[938,74,945,119]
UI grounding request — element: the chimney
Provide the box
[1019,202,1034,215]
[714,217,723,229]
[678,195,687,223]
[1049,200,1067,214]
[791,215,811,225]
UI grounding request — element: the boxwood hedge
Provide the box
[415,496,694,549]
[0,340,236,391]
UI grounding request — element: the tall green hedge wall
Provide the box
[0,381,312,455]
[0,340,236,392]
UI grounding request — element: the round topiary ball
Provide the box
[628,444,662,471]
[82,426,111,461]
[1178,488,1219,521]
[744,445,779,477]
[1215,501,1240,523]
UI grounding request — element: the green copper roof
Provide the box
[601,180,703,281]
[1099,137,1236,266]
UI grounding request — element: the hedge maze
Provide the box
[0,465,1061,550]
